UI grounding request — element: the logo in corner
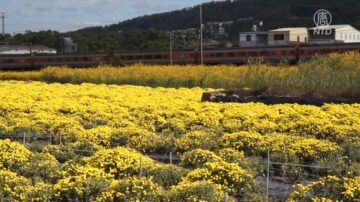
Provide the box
[313,9,333,35]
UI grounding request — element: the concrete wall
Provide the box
[336,26,360,43]
[239,33,257,47]
[268,31,290,46]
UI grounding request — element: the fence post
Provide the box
[139,156,143,177]
[169,152,173,165]
[59,133,62,145]
[23,133,26,144]
[224,192,228,202]
[266,149,271,201]
[49,133,52,145]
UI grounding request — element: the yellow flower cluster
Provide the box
[96,177,165,202]
[0,81,358,201]
[182,161,255,194]
[220,132,342,161]
[180,149,222,168]
[289,176,360,201]
[0,139,31,171]
[86,147,155,179]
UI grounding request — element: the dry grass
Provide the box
[1,52,360,98]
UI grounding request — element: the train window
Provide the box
[216,53,223,57]
[145,55,153,59]
[135,55,143,60]
[46,58,53,62]
[127,56,134,60]
[238,52,246,57]
[5,59,15,63]
[249,52,257,57]
[261,51,268,56]
[154,55,162,59]
[228,52,235,57]
[281,50,288,55]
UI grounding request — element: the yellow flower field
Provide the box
[0,80,359,201]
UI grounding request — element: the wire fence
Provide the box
[0,132,341,201]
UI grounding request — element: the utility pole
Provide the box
[169,32,173,65]
[199,5,204,65]
[266,149,270,200]
[0,11,5,35]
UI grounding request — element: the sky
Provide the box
[0,0,213,34]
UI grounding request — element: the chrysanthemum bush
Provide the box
[289,176,360,202]
[0,81,358,201]
[0,139,31,171]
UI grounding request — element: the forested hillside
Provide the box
[81,0,360,34]
[2,0,360,52]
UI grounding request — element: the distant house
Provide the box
[308,24,360,44]
[0,45,57,55]
[59,37,78,54]
[268,27,308,46]
[205,21,233,39]
[239,32,268,47]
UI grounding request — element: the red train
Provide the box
[1,43,360,69]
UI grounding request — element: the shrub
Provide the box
[175,130,219,153]
[147,164,189,189]
[110,127,161,153]
[289,176,360,202]
[19,152,60,183]
[54,166,111,201]
[0,170,31,201]
[86,147,154,179]
[0,139,31,171]
[182,161,255,195]
[218,148,245,163]
[180,149,222,169]
[26,182,54,202]
[168,180,236,202]
[219,131,263,155]
[96,177,165,202]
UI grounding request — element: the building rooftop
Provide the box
[240,31,269,34]
[270,27,308,32]
[0,45,56,51]
[308,24,356,30]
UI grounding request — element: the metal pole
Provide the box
[1,12,4,35]
[139,156,143,177]
[266,149,270,200]
[170,32,173,65]
[200,6,204,65]
[170,152,173,165]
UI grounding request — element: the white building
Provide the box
[0,45,57,55]
[268,27,308,46]
[308,24,360,44]
[239,32,268,47]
